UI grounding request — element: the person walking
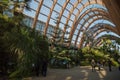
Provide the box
[41,59,48,77]
[97,60,101,71]
[118,58,120,71]
[91,59,96,72]
[108,59,112,71]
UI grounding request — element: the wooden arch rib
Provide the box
[74,14,109,46]
[43,0,57,36]
[52,0,70,38]
[92,24,118,37]
[87,30,107,47]
[62,0,105,40]
[103,0,120,35]
[93,29,110,39]
[95,35,120,47]
[83,26,118,47]
[78,17,112,48]
[84,29,107,47]
[91,25,119,47]
[74,9,109,46]
[74,8,108,30]
[32,0,43,29]
[43,0,70,36]
[68,0,105,46]
[62,0,82,40]
[75,9,108,34]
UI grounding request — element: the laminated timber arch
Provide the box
[78,18,115,48]
[43,0,82,37]
[94,35,120,47]
[60,0,105,41]
[84,28,117,47]
[73,8,109,28]
[32,0,43,29]
[74,13,109,46]
[43,0,57,36]
[67,0,105,46]
[84,29,107,47]
[50,0,70,39]
[79,22,119,48]
[79,25,114,47]
[61,5,108,43]
[61,0,82,40]
[74,14,110,46]
[66,6,109,44]
[103,0,120,35]
[84,29,120,47]
[91,24,118,37]
[35,0,105,38]
[29,0,120,48]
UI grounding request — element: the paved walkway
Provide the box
[27,66,120,80]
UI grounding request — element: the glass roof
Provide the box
[23,0,119,48]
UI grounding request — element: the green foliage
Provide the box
[80,60,90,66]
[0,13,49,79]
[6,27,49,78]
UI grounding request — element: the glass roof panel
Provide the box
[73,8,79,15]
[43,0,53,8]
[51,11,58,19]
[81,0,88,4]
[89,19,115,29]
[68,20,73,27]
[49,19,56,26]
[57,0,66,6]
[79,4,107,17]
[38,14,48,23]
[60,16,67,24]
[54,4,62,13]
[74,29,79,35]
[70,0,77,5]
[66,3,73,10]
[70,14,75,21]
[59,23,64,30]
[63,10,69,17]
[40,6,50,16]
[77,3,83,9]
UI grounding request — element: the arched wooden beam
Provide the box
[75,8,108,30]
[75,15,107,45]
[68,0,106,46]
[92,24,118,37]
[32,0,43,29]
[84,28,119,47]
[83,22,119,47]
[64,8,108,46]
[103,0,120,35]
[83,29,106,47]
[94,34,120,47]
[78,17,114,48]
[52,0,70,38]
[43,0,57,36]
[61,0,82,40]
[74,14,109,47]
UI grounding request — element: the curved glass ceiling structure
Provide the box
[23,0,120,48]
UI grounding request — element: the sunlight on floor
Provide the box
[97,68,107,79]
[65,76,72,80]
[81,70,88,77]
